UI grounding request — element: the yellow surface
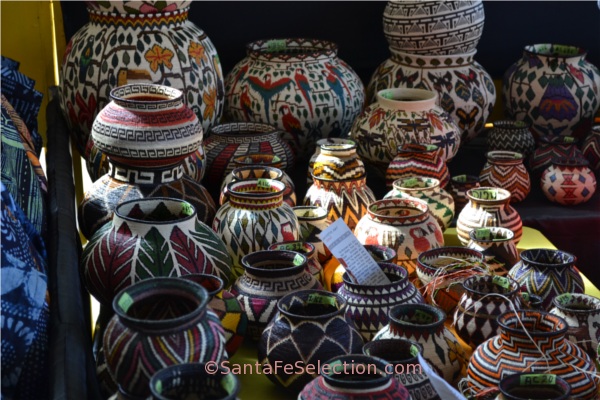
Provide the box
[230,226,600,398]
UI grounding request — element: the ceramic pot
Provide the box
[495,373,571,400]
[529,135,585,178]
[292,205,332,265]
[385,143,450,189]
[351,88,461,177]
[181,274,247,357]
[60,1,224,157]
[220,165,296,207]
[268,240,323,284]
[509,248,584,311]
[453,275,523,349]
[487,120,536,158]
[81,197,232,307]
[382,0,485,55]
[354,198,444,276]
[415,246,485,314]
[467,310,599,399]
[149,363,240,400]
[298,354,411,400]
[582,125,600,171]
[224,38,365,158]
[541,157,597,205]
[479,150,531,203]
[312,141,366,181]
[384,177,455,231]
[307,138,357,185]
[456,187,522,246]
[362,339,441,400]
[337,262,424,341]
[230,250,321,341]
[78,83,216,239]
[367,49,496,142]
[503,44,600,140]
[373,303,467,385]
[103,277,227,399]
[467,227,519,275]
[304,173,376,232]
[258,290,363,392]
[447,174,480,215]
[549,293,600,361]
[203,121,295,188]
[212,179,300,278]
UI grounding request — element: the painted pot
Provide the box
[541,157,597,205]
[467,227,520,275]
[103,277,227,399]
[508,248,584,311]
[487,120,536,158]
[351,88,461,177]
[384,177,455,231]
[385,143,450,189]
[81,197,232,307]
[268,240,323,284]
[382,0,485,55]
[230,250,321,341]
[220,165,296,207]
[467,310,599,399]
[60,1,224,157]
[258,290,363,392]
[298,354,411,400]
[373,303,467,385]
[312,141,366,181]
[224,38,365,158]
[479,150,531,203]
[582,124,600,171]
[503,44,600,140]
[212,179,300,279]
[354,197,444,276]
[304,173,376,232]
[447,174,480,215]
[453,274,523,349]
[456,187,522,246]
[367,49,496,142]
[337,262,424,341]
[293,205,332,265]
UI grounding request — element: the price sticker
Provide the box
[519,374,557,386]
[492,275,510,289]
[154,379,162,394]
[425,144,438,151]
[380,90,394,99]
[257,178,271,189]
[180,202,194,216]
[413,309,434,324]
[221,374,236,393]
[266,39,286,53]
[307,293,337,308]
[563,136,575,143]
[514,120,527,128]
[410,345,420,357]
[475,228,491,240]
[403,178,419,188]
[558,292,572,305]
[521,292,530,302]
[472,189,497,200]
[453,174,467,183]
[118,292,134,313]
[293,253,305,266]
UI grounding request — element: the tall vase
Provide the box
[367,49,496,142]
[503,44,600,139]
[212,179,300,278]
[362,339,441,400]
[384,177,455,231]
[487,120,536,158]
[304,173,376,232]
[456,187,522,246]
[509,248,584,311]
[77,83,216,239]
[103,277,227,399]
[292,205,332,265]
[258,290,364,392]
[351,88,461,177]
[467,227,519,275]
[373,303,467,385]
[224,38,365,158]
[467,310,599,399]
[479,150,531,203]
[337,262,424,341]
[354,198,444,276]
[60,1,224,158]
[298,355,411,400]
[385,143,450,189]
[541,157,597,205]
[312,141,366,180]
[230,250,321,341]
[81,197,232,307]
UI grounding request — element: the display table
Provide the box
[229,226,600,398]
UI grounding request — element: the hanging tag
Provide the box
[307,293,337,308]
[266,39,286,53]
[118,292,134,313]
[519,374,557,386]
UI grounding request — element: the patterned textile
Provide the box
[1,182,49,399]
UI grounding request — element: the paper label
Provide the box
[519,374,557,386]
[410,345,420,357]
[320,219,391,285]
[425,144,438,151]
[380,90,393,99]
[492,275,510,289]
[118,292,134,313]
[274,242,304,252]
[563,136,575,143]
[413,309,434,324]
[266,39,286,53]
[180,202,194,216]
[257,178,271,189]
[293,253,304,266]
[154,379,162,394]
[514,120,527,128]
[403,178,419,188]
[521,292,530,302]
[475,228,491,240]
[472,189,497,200]
[454,174,467,183]
[307,293,337,308]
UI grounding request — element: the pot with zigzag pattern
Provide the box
[103,277,228,399]
[385,143,450,189]
[479,150,531,203]
[312,141,366,181]
[467,310,599,399]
